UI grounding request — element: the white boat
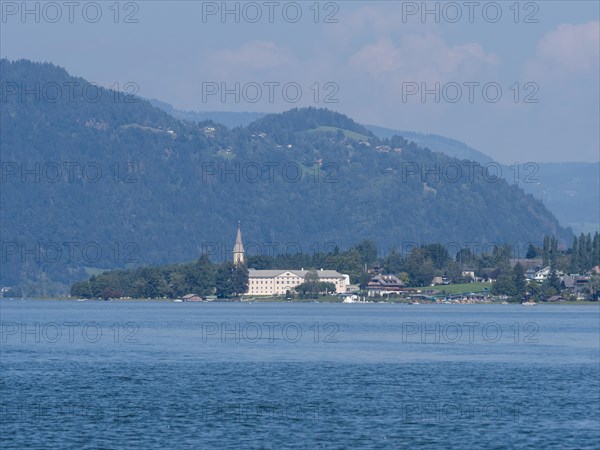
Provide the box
[173,299,183,302]
[522,301,537,306]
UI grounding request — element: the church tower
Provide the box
[233,221,245,265]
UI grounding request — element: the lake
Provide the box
[1,300,599,449]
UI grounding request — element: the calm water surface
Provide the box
[1,300,599,449]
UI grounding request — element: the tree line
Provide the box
[69,233,599,300]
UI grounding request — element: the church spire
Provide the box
[233,221,245,265]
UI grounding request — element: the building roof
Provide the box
[248,269,346,278]
[368,274,404,286]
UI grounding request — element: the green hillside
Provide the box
[0,59,572,294]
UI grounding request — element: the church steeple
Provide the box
[233,221,245,265]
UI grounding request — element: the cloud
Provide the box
[205,40,295,77]
[525,21,600,80]
[349,34,499,82]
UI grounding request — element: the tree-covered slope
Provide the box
[0,59,571,294]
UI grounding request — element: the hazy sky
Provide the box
[2,1,599,163]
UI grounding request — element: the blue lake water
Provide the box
[1,300,599,449]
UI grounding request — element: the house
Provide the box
[431,276,449,286]
[182,294,203,302]
[366,274,405,295]
[546,295,566,302]
[461,269,475,281]
[563,275,591,293]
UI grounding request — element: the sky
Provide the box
[1,0,599,163]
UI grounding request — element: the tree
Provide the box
[354,240,378,267]
[546,265,561,293]
[512,263,526,301]
[215,262,249,298]
[570,236,580,274]
[542,236,550,266]
[526,244,539,259]
[423,243,450,269]
[383,248,404,275]
[492,271,516,299]
[527,281,543,301]
[492,244,513,268]
[70,280,92,298]
[445,261,463,283]
[297,269,321,298]
[456,248,473,267]
[587,275,600,301]
[295,281,336,298]
[406,248,435,286]
[184,255,216,296]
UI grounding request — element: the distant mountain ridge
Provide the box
[1,59,572,294]
[150,103,599,234]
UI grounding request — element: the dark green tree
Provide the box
[492,272,516,299]
[570,236,580,274]
[526,244,539,259]
[215,262,249,298]
[354,240,378,267]
[512,263,526,301]
[542,236,550,266]
[406,248,435,286]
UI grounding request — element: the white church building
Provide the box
[232,223,350,296]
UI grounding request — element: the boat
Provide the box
[522,301,537,306]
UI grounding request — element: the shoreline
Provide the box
[2,297,598,306]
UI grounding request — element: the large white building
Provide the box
[247,268,350,296]
[232,224,349,296]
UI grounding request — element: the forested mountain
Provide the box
[0,59,572,295]
[152,104,598,234]
[147,99,265,129]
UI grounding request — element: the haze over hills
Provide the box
[1,59,573,294]
[150,101,600,234]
